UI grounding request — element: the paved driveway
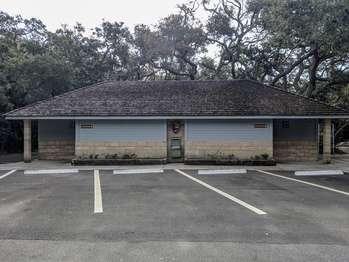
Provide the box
[0,168,348,261]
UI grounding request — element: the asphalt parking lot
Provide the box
[0,168,348,261]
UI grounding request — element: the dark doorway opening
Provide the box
[167,120,185,162]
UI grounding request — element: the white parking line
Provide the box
[256,170,349,196]
[24,169,79,175]
[113,169,163,174]
[175,169,267,215]
[0,170,17,180]
[94,170,103,214]
[198,169,247,175]
[294,170,344,176]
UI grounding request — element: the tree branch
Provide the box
[271,49,316,86]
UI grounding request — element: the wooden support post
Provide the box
[323,119,331,163]
[23,119,32,163]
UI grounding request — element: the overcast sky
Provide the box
[1,0,188,31]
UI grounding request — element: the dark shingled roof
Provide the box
[5,80,349,118]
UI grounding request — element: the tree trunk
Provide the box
[305,48,320,97]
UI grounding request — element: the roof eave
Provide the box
[5,115,349,120]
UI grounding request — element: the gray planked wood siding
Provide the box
[184,119,273,160]
[76,120,167,142]
[185,120,273,141]
[75,120,167,158]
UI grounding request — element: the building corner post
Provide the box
[323,119,331,164]
[23,119,32,163]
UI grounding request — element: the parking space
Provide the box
[0,168,348,261]
[181,169,349,244]
[257,170,349,193]
[0,170,94,240]
[95,169,270,242]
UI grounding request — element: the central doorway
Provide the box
[167,120,185,162]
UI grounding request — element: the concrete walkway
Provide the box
[0,156,348,171]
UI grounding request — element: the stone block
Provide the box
[38,140,75,160]
[75,140,167,158]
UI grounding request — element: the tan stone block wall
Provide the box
[185,140,273,160]
[273,119,318,162]
[273,140,318,162]
[38,140,75,160]
[75,141,167,158]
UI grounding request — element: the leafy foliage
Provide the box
[0,0,349,152]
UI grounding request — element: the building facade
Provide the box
[5,80,348,163]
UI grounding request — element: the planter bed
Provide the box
[71,158,167,165]
[184,159,276,166]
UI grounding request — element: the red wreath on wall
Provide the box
[172,121,181,134]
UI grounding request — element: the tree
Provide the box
[198,0,269,80]
[93,21,135,80]
[249,0,349,99]
[134,2,207,80]
[133,24,160,80]
[1,1,349,152]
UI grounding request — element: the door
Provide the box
[167,120,184,162]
